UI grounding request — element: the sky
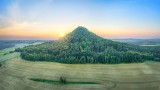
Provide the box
[0,0,160,40]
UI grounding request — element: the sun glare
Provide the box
[60,33,65,37]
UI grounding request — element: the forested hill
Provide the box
[59,26,103,43]
[15,26,160,64]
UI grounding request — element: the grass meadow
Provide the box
[0,52,160,90]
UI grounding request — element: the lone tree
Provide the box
[0,62,2,67]
[60,76,67,84]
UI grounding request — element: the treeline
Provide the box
[15,39,159,64]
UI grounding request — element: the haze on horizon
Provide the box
[0,0,160,40]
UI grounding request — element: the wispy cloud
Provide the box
[0,0,159,39]
[0,15,12,29]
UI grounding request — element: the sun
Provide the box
[60,33,65,37]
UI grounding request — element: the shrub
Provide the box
[4,53,7,55]
[9,51,14,53]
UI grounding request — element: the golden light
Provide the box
[60,33,65,37]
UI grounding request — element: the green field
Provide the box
[0,47,16,56]
[0,52,20,62]
[0,52,160,90]
[0,42,43,57]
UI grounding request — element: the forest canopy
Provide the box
[15,27,160,64]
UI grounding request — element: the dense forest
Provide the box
[15,27,160,64]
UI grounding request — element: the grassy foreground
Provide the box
[0,52,160,90]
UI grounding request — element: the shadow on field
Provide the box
[29,77,100,85]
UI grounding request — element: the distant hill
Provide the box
[15,26,160,64]
[112,38,160,45]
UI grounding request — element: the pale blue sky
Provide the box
[0,0,160,39]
